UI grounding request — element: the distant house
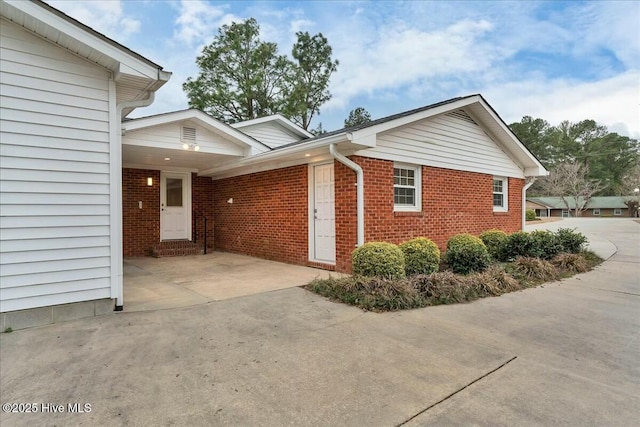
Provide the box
[1,0,547,323]
[527,197,630,218]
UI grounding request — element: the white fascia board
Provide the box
[5,0,166,81]
[123,110,266,152]
[232,114,314,138]
[348,96,483,143]
[199,133,348,176]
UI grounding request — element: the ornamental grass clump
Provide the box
[444,233,491,274]
[470,265,521,296]
[399,237,440,276]
[352,242,405,279]
[552,253,589,273]
[510,256,558,282]
[479,229,508,260]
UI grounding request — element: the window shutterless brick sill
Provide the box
[493,211,509,216]
[394,211,424,217]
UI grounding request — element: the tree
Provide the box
[344,107,372,127]
[621,164,640,217]
[310,122,327,136]
[540,163,606,217]
[285,32,339,130]
[183,18,292,123]
[510,117,639,196]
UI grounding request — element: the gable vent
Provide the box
[181,126,196,141]
[446,110,477,125]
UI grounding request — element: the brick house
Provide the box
[122,95,547,273]
[0,1,546,318]
[527,196,631,217]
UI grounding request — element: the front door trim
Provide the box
[160,171,192,241]
[308,162,336,264]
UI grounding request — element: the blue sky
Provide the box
[48,0,639,138]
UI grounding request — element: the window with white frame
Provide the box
[593,208,600,216]
[492,177,508,211]
[614,208,622,216]
[394,164,421,211]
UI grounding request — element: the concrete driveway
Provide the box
[123,252,340,312]
[1,219,638,426]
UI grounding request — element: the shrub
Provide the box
[510,257,558,282]
[530,230,564,260]
[479,229,508,259]
[444,233,491,274]
[555,228,587,253]
[526,209,537,221]
[501,231,535,261]
[399,237,440,276]
[352,242,405,279]
[552,253,589,273]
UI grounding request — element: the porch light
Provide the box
[147,177,153,186]
[183,142,200,151]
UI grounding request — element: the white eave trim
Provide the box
[3,0,167,81]
[232,114,314,139]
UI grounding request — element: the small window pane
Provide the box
[166,178,183,207]
[394,187,415,205]
[493,194,503,207]
[493,179,503,193]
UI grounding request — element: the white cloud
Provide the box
[483,70,640,138]
[173,0,240,47]
[47,1,140,40]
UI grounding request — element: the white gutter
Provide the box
[522,177,536,231]
[111,92,156,311]
[329,144,364,247]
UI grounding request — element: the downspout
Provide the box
[522,177,536,230]
[112,92,156,311]
[329,144,364,247]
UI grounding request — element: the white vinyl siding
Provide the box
[236,122,303,148]
[123,122,245,156]
[359,110,524,178]
[0,19,113,312]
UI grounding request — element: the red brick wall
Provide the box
[212,165,308,264]
[122,169,215,257]
[211,158,524,273]
[122,168,160,257]
[192,174,215,251]
[335,157,524,272]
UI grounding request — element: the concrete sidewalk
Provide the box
[1,219,638,426]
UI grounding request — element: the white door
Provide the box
[312,164,335,263]
[161,172,191,240]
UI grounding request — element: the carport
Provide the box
[123,252,339,311]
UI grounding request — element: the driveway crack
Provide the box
[396,355,518,426]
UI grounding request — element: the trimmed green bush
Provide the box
[479,229,508,259]
[529,230,564,260]
[399,237,440,276]
[500,231,535,261]
[352,242,406,279]
[555,228,587,253]
[525,209,537,221]
[444,233,491,274]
